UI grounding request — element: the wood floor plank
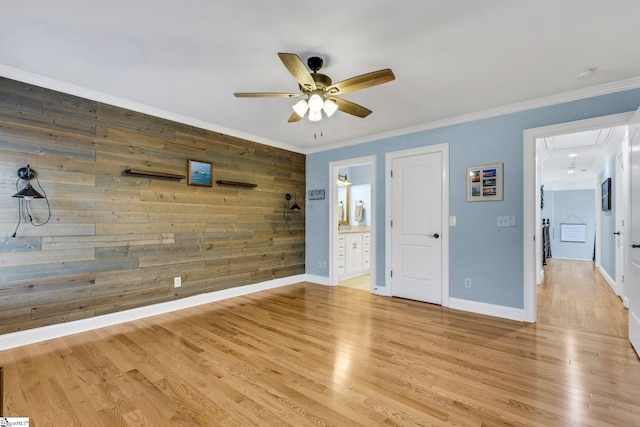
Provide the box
[0,259,638,425]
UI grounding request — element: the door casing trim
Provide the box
[523,111,633,322]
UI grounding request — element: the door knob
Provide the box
[614,231,621,235]
[632,244,640,249]
[428,233,440,239]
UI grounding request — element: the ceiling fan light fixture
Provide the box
[308,94,324,112]
[308,110,322,122]
[292,99,309,117]
[323,99,338,117]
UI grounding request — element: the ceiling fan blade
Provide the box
[327,69,395,95]
[234,92,303,98]
[278,53,316,91]
[288,112,302,123]
[330,97,372,118]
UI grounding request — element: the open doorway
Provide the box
[524,112,632,322]
[329,156,376,290]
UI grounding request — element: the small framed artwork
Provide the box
[466,163,503,202]
[188,159,212,187]
[602,177,611,211]
[560,223,586,242]
[308,189,325,200]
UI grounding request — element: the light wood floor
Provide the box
[1,260,639,426]
[338,274,370,290]
[537,258,628,337]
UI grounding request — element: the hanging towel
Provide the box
[354,204,364,223]
[338,204,344,221]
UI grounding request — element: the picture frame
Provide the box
[601,177,611,211]
[187,159,212,187]
[560,223,586,242]
[308,189,325,200]
[466,163,503,202]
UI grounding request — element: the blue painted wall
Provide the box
[599,157,616,278]
[551,190,595,261]
[306,89,640,309]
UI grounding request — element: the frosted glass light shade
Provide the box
[292,99,308,117]
[308,94,324,112]
[323,99,338,117]
[308,110,322,121]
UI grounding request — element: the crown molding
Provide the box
[0,65,305,154]
[306,76,640,154]
[3,65,639,156]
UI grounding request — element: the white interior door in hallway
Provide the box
[628,108,640,357]
[388,145,448,304]
[615,145,626,300]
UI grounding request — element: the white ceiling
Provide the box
[540,126,626,190]
[2,1,640,153]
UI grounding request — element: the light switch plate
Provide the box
[497,216,510,227]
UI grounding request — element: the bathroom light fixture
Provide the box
[337,174,351,186]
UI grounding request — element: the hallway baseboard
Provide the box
[448,297,525,322]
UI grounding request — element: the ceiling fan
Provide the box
[234,53,395,123]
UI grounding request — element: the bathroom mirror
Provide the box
[338,185,349,225]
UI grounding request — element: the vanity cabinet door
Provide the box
[345,233,363,275]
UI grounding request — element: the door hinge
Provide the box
[622,274,624,282]
[390,170,393,178]
[391,220,393,227]
[391,270,393,277]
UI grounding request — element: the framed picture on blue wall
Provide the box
[602,177,611,211]
[466,163,503,202]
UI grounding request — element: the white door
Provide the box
[614,147,625,297]
[629,108,640,357]
[390,152,442,304]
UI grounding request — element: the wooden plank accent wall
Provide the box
[0,77,305,335]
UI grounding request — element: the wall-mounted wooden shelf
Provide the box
[123,168,186,180]
[216,180,257,188]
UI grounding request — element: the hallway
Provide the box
[537,258,627,337]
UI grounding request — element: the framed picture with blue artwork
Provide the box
[601,177,611,211]
[466,163,503,202]
[188,159,212,187]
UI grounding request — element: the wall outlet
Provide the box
[317,261,327,269]
[173,276,181,288]
[464,278,472,288]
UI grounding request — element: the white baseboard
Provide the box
[537,268,545,285]
[624,296,630,308]
[448,297,526,322]
[304,274,332,286]
[0,274,305,352]
[598,266,618,295]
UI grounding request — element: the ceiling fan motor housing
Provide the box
[307,56,324,72]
